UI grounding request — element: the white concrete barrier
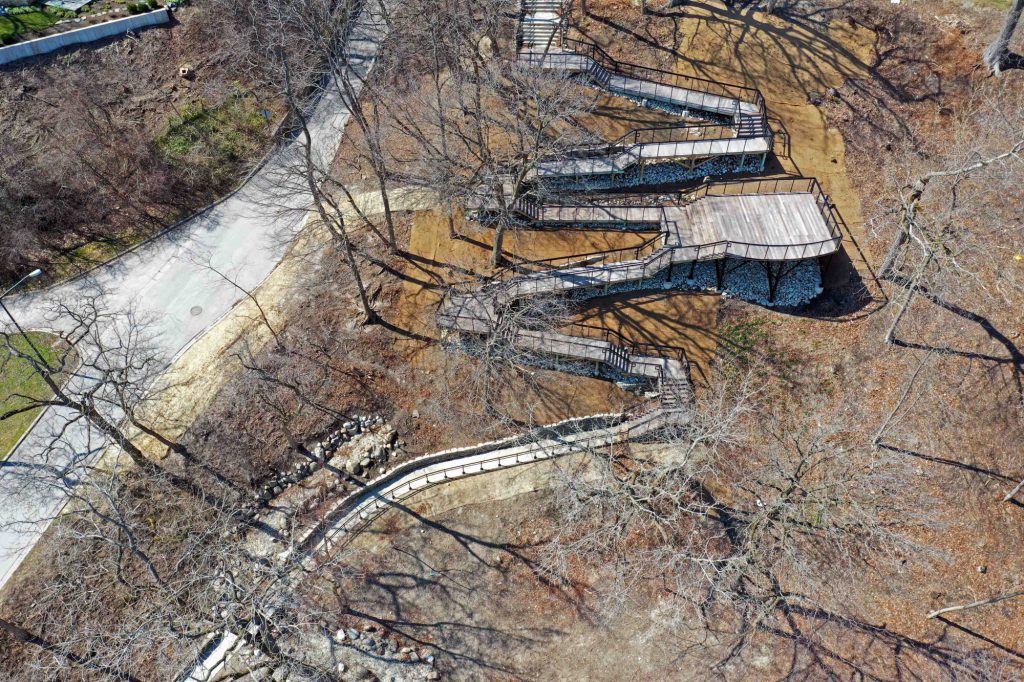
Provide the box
[0,8,170,66]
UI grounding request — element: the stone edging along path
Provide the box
[183,408,685,680]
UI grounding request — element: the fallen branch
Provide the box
[927,590,1024,619]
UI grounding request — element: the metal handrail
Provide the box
[564,321,688,362]
[544,121,772,174]
[500,231,665,275]
[444,178,846,341]
[309,406,678,551]
[560,36,768,118]
[567,123,741,157]
[684,177,843,242]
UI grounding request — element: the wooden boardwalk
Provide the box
[518,48,771,179]
[666,192,838,260]
[533,136,771,178]
[434,0,837,394]
[442,185,842,359]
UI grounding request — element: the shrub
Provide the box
[147,0,160,9]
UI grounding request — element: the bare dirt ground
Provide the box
[572,291,720,384]
[340,447,701,681]
[395,209,650,424]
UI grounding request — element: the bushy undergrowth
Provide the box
[158,90,273,186]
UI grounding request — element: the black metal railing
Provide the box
[444,178,847,335]
[685,177,844,244]
[500,230,665,275]
[564,321,689,363]
[560,36,768,119]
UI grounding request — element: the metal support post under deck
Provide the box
[715,259,726,289]
[819,252,836,277]
[763,261,781,302]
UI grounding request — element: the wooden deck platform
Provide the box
[444,188,841,341]
[533,135,771,178]
[667,192,837,260]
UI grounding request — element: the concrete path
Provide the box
[0,2,392,591]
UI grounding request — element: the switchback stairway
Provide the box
[516,0,772,180]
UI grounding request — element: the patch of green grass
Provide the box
[47,228,153,282]
[718,315,796,377]
[719,316,770,365]
[158,91,272,183]
[0,333,61,460]
[0,6,69,43]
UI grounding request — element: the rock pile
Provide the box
[541,155,762,193]
[245,414,406,521]
[333,623,439,680]
[340,419,404,477]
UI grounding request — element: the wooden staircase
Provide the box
[518,0,568,51]
[658,375,694,410]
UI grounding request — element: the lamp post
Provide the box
[0,268,47,365]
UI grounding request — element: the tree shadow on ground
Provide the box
[577,0,942,145]
[757,599,1021,680]
[343,500,596,679]
[886,275,1024,402]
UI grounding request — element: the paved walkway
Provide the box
[0,1,392,592]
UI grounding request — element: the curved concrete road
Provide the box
[0,5,391,590]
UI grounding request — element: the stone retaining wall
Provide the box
[0,8,170,66]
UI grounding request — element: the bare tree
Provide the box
[222,0,384,324]
[442,292,578,428]
[379,0,596,266]
[983,0,1024,75]
[541,376,944,675]
[0,292,179,482]
[0,447,355,681]
[879,96,1024,347]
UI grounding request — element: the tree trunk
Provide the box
[879,227,908,280]
[927,590,1024,619]
[884,278,916,345]
[492,216,508,268]
[374,165,397,247]
[284,57,378,325]
[0,616,141,682]
[334,66,397,250]
[126,414,191,459]
[984,0,1024,74]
